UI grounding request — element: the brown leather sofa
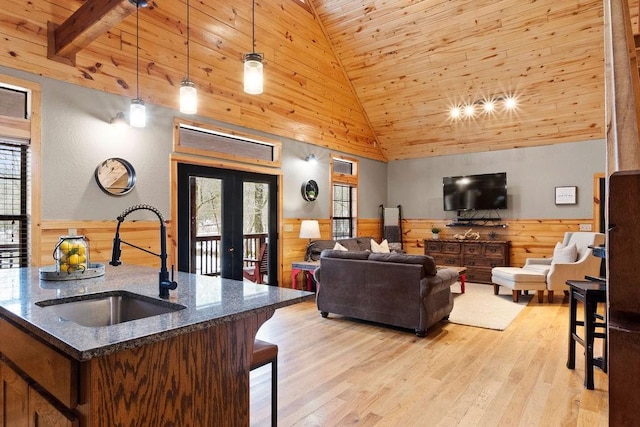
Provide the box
[314,250,458,337]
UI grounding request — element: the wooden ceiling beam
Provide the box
[47,0,138,65]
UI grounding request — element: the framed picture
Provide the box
[555,186,577,205]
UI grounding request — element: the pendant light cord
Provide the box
[186,0,190,80]
[136,0,140,99]
[251,0,256,53]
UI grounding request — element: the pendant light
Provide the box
[179,0,197,114]
[243,0,263,95]
[130,0,146,128]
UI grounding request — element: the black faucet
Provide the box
[109,204,178,299]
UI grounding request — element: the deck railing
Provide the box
[195,233,267,276]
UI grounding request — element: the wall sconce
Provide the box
[304,154,317,162]
[110,112,128,127]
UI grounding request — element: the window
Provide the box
[331,156,358,239]
[0,83,32,270]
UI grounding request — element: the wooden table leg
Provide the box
[567,289,577,370]
[585,297,596,390]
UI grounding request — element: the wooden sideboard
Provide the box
[424,239,510,284]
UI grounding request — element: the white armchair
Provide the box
[523,232,605,302]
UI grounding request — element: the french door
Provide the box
[176,163,278,284]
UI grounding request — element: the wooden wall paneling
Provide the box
[402,219,590,267]
[0,0,385,162]
[40,220,165,269]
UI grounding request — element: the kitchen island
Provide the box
[0,264,313,426]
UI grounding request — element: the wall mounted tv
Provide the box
[443,172,507,211]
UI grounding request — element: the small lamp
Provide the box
[299,220,321,261]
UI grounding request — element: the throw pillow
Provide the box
[552,243,577,264]
[370,239,390,253]
[333,242,348,251]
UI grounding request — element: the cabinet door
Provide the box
[28,387,77,427]
[0,360,29,426]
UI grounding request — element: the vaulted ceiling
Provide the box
[0,0,624,161]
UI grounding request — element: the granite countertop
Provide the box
[0,264,314,361]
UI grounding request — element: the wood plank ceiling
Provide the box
[0,0,614,161]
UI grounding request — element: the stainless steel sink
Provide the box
[36,291,186,327]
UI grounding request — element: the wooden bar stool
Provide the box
[566,280,607,390]
[251,339,278,426]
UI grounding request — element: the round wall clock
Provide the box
[301,180,319,201]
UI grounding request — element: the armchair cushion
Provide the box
[551,243,577,264]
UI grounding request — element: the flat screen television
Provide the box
[443,172,507,211]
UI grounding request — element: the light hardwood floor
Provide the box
[250,287,608,426]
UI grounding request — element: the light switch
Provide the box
[579,224,592,231]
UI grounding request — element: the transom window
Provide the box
[331,156,358,240]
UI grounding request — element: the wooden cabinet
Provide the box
[424,239,510,283]
[0,360,77,427]
[0,309,269,426]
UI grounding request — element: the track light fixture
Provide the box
[244,0,263,95]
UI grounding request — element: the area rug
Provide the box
[448,282,533,331]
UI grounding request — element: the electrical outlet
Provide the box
[283,224,294,232]
[68,228,77,236]
[579,224,592,231]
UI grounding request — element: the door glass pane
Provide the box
[243,181,269,283]
[194,177,222,276]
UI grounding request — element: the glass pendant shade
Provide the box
[130,98,146,128]
[180,79,197,114]
[244,53,263,95]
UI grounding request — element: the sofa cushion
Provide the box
[370,239,390,253]
[320,249,371,260]
[333,242,348,251]
[368,253,438,276]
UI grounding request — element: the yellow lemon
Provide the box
[59,240,71,253]
[68,254,80,265]
[77,254,86,264]
[59,263,69,272]
[77,244,86,256]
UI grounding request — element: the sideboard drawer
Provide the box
[465,268,492,284]
[431,254,462,266]
[484,244,507,258]
[441,242,461,254]
[424,241,442,253]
